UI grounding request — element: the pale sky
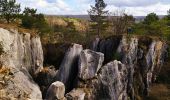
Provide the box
[16,0,170,16]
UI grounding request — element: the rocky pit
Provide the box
[0,28,168,100]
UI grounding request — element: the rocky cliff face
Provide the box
[0,27,168,100]
[48,35,168,100]
[0,28,43,99]
[85,35,168,99]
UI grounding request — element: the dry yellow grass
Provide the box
[40,67,50,73]
[0,23,38,36]
[45,16,89,33]
[0,67,10,75]
[145,84,170,100]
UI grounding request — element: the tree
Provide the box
[166,9,170,26]
[88,0,109,37]
[21,7,37,28]
[143,13,159,25]
[111,9,135,34]
[0,0,21,23]
[167,9,170,20]
[0,1,2,15]
[23,7,37,16]
[21,7,51,35]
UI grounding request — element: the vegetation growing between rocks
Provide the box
[0,42,3,56]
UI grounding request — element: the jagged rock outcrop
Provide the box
[76,60,127,100]
[0,28,43,74]
[55,43,83,92]
[1,28,165,100]
[144,41,168,95]
[89,35,168,99]
[42,35,167,100]
[66,88,86,100]
[31,36,44,74]
[78,49,104,80]
[98,60,128,100]
[46,81,65,100]
[116,36,138,99]
[0,69,42,99]
[0,28,43,99]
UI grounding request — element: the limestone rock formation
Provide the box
[46,81,65,100]
[0,70,42,99]
[0,27,168,100]
[0,28,43,75]
[0,28,43,99]
[89,36,168,99]
[31,36,44,74]
[98,60,128,100]
[55,43,83,92]
[76,60,128,100]
[78,49,104,80]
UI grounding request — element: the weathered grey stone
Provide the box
[31,36,44,74]
[45,81,65,100]
[99,60,128,100]
[89,36,168,99]
[76,60,128,100]
[9,71,42,99]
[78,49,104,80]
[66,88,85,100]
[0,28,43,99]
[55,43,83,91]
[0,28,43,75]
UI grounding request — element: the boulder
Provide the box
[78,49,104,80]
[45,81,65,100]
[66,88,85,100]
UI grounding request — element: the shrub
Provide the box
[0,0,21,23]
[0,42,4,55]
[21,7,52,36]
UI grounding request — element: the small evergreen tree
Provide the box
[143,13,159,25]
[0,0,21,23]
[21,7,51,35]
[167,9,170,19]
[88,0,109,37]
[21,7,37,28]
[0,1,2,16]
[166,9,170,26]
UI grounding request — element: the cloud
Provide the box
[16,0,170,16]
[106,2,170,16]
[16,0,71,15]
[105,0,170,7]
